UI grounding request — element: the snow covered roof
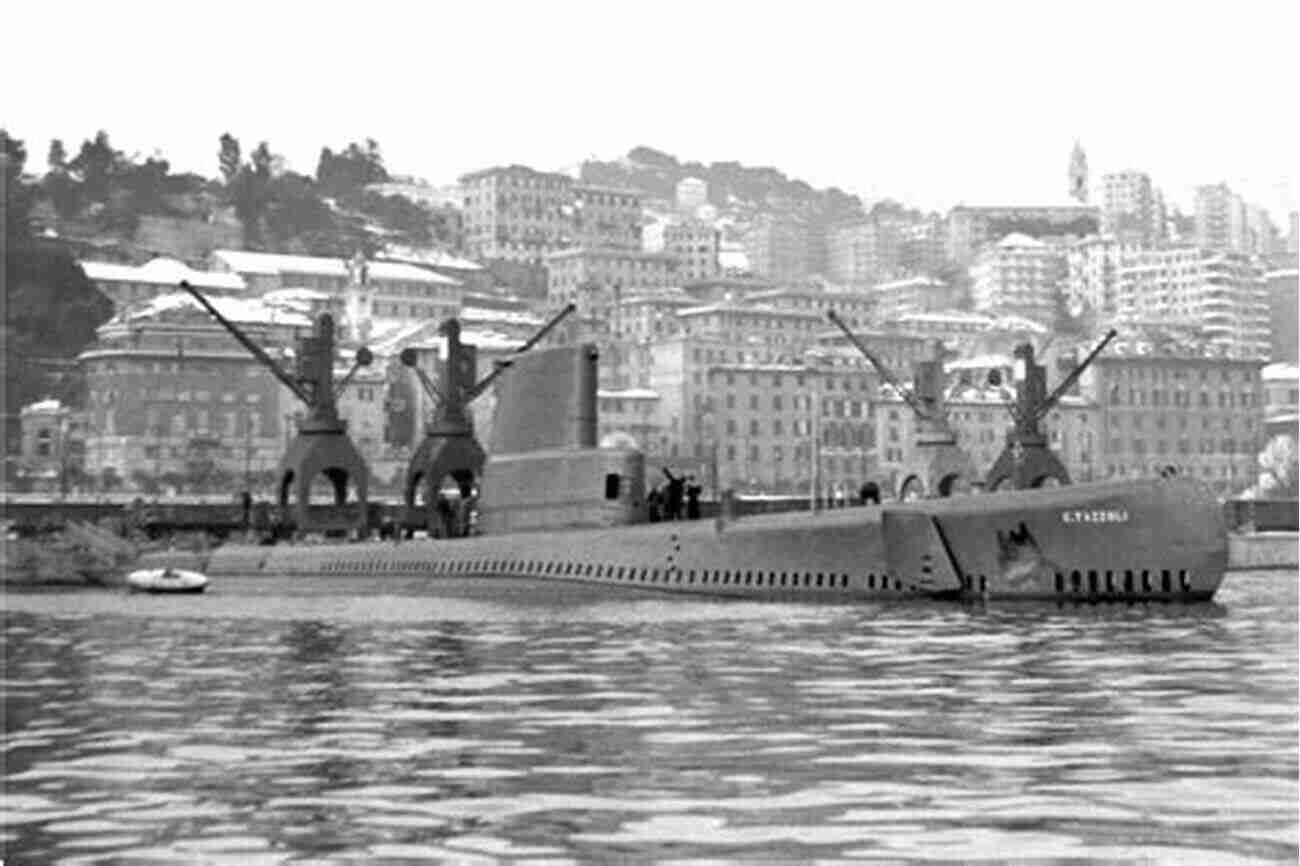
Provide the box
[679,302,820,319]
[946,353,1014,371]
[120,292,313,328]
[81,257,246,291]
[21,398,65,415]
[211,250,461,284]
[989,315,1049,334]
[460,307,546,326]
[381,245,485,272]
[598,388,660,400]
[1262,362,1300,381]
[263,287,333,303]
[996,233,1047,248]
[896,311,996,326]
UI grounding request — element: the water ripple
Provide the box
[2,570,1295,862]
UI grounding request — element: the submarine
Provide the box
[164,291,1227,605]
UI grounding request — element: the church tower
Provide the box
[1068,140,1088,203]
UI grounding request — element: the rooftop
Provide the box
[598,388,660,400]
[211,250,461,284]
[1262,362,1300,381]
[118,292,313,328]
[81,257,247,292]
[380,244,485,272]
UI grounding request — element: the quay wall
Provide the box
[1228,532,1299,571]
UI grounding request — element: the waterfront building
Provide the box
[873,276,951,322]
[946,204,1099,266]
[597,387,662,452]
[16,399,72,493]
[545,247,677,328]
[969,233,1066,326]
[1266,268,1299,363]
[76,294,311,494]
[80,257,246,313]
[571,184,643,250]
[459,165,575,266]
[1074,338,1265,495]
[873,385,1101,488]
[1116,248,1270,360]
[1261,362,1299,439]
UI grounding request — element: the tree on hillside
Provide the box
[217,133,241,185]
[263,171,337,252]
[315,139,389,201]
[4,133,113,442]
[2,130,34,239]
[227,140,276,248]
[68,130,125,204]
[47,139,66,172]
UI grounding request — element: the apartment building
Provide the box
[969,233,1066,326]
[744,211,814,283]
[1075,341,1265,495]
[571,184,643,250]
[874,386,1101,488]
[1116,248,1270,359]
[1099,170,1166,244]
[459,165,575,265]
[544,247,677,325]
[1194,183,1250,254]
[873,276,951,321]
[946,204,1099,265]
[76,294,311,491]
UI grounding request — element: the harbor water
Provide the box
[3,570,1296,863]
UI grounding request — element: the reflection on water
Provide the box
[3,572,1296,863]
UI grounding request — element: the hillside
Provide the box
[580,145,865,222]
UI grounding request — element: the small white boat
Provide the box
[126,567,209,594]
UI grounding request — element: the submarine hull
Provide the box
[174,477,1226,604]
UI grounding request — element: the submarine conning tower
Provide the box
[400,304,575,534]
[827,311,974,500]
[477,343,645,534]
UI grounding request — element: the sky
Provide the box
[4,0,1296,223]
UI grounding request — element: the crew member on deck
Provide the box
[662,468,684,521]
[685,477,702,520]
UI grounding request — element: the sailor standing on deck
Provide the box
[685,477,702,520]
[662,468,685,521]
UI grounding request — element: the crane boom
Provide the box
[465,303,576,402]
[826,309,933,420]
[179,280,312,406]
[1034,329,1119,421]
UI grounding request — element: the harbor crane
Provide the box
[179,280,374,535]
